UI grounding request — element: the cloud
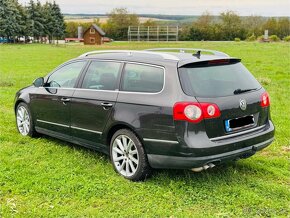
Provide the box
[18,0,290,16]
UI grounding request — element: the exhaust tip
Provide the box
[191,167,204,172]
[203,165,210,170]
[191,163,216,173]
[208,163,215,168]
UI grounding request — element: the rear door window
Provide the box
[81,61,122,90]
[121,63,164,93]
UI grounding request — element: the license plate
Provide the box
[225,115,254,132]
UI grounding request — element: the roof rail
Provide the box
[78,50,179,60]
[145,48,229,57]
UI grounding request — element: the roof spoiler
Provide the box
[178,58,241,68]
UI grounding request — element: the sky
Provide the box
[18,0,290,16]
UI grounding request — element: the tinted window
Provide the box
[82,61,121,90]
[121,64,164,93]
[47,61,86,88]
[179,62,261,97]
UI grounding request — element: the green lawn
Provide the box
[0,42,289,217]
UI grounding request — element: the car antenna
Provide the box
[192,50,201,59]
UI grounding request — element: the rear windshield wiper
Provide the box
[233,88,257,95]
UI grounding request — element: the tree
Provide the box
[0,0,22,41]
[143,19,157,27]
[65,21,79,38]
[27,0,45,42]
[277,18,290,38]
[42,2,54,43]
[263,18,278,37]
[180,12,217,41]
[242,15,265,37]
[15,0,30,42]
[51,1,65,42]
[0,0,66,43]
[262,17,290,39]
[194,11,214,40]
[220,11,245,40]
[105,8,139,40]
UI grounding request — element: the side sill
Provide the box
[35,127,109,155]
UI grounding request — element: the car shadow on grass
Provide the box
[38,134,268,183]
[39,134,109,159]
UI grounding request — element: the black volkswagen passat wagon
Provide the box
[14,48,275,181]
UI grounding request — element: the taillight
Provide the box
[260,92,270,107]
[173,102,221,123]
[201,103,221,119]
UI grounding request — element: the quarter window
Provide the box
[121,64,164,93]
[47,61,86,88]
[82,61,121,90]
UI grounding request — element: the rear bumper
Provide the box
[148,137,273,169]
[147,120,275,169]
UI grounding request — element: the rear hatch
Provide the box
[178,59,270,139]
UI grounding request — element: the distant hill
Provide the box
[64,13,290,25]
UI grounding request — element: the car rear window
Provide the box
[121,63,164,93]
[178,61,261,97]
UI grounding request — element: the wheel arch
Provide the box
[14,99,28,113]
[104,122,144,148]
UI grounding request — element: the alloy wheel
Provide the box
[16,106,30,136]
[112,135,139,177]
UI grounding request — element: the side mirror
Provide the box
[33,77,44,87]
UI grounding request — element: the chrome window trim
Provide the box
[36,119,70,128]
[143,138,179,144]
[40,61,166,95]
[210,125,266,142]
[71,126,102,134]
[39,87,118,93]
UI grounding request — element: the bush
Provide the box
[246,34,256,41]
[269,35,280,42]
[283,36,290,42]
[257,35,266,42]
[234,37,241,42]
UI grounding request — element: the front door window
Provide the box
[47,61,86,88]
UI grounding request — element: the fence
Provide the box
[128,26,179,42]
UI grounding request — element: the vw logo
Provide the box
[240,99,247,111]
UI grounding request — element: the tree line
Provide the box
[0,0,65,43]
[180,11,290,41]
[1,2,289,43]
[66,9,290,41]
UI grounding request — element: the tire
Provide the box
[16,102,37,137]
[110,129,151,181]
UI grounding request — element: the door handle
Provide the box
[61,97,71,102]
[61,97,71,105]
[101,102,113,110]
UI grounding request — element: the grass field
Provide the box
[0,42,289,217]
